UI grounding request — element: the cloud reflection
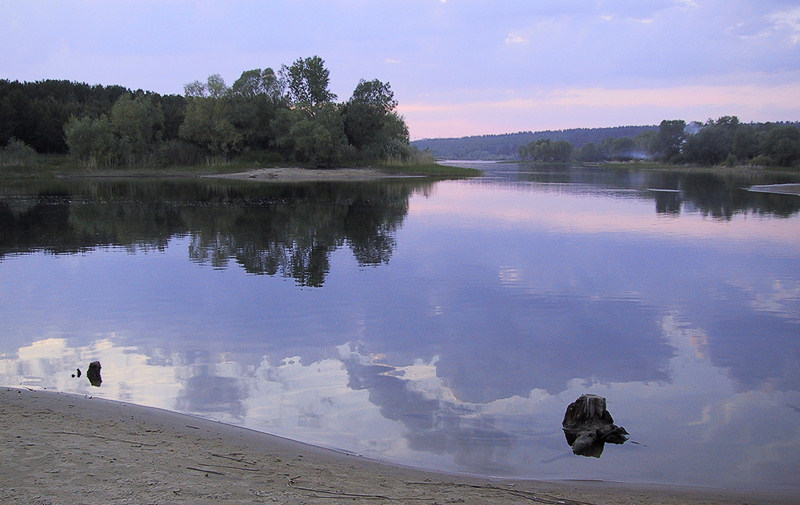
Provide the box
[2,318,799,489]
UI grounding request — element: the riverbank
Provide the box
[2,387,794,505]
[204,166,419,182]
[747,183,800,195]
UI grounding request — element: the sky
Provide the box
[2,0,800,140]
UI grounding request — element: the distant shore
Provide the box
[2,387,795,505]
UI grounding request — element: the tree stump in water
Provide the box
[86,361,102,387]
[562,394,628,457]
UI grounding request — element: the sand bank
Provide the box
[205,167,414,183]
[1,387,794,505]
[747,183,800,195]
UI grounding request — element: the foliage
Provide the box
[761,125,800,167]
[412,126,658,160]
[6,72,800,171]
[343,79,408,161]
[2,56,411,170]
[0,137,38,166]
[519,139,573,162]
[658,120,687,161]
[110,93,164,165]
[63,114,116,168]
[281,56,337,111]
[178,74,243,158]
[288,103,349,167]
[676,117,800,168]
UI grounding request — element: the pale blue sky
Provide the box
[2,0,800,139]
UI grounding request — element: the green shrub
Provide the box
[0,137,38,166]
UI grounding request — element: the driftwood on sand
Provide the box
[562,394,628,458]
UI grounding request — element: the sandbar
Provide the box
[747,183,800,196]
[1,387,794,504]
[205,167,416,183]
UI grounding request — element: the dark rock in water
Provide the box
[77,368,81,378]
[86,361,102,387]
[562,394,628,458]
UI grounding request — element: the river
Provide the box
[1,162,799,491]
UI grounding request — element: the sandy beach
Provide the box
[2,387,794,505]
[204,167,415,183]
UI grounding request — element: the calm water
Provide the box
[2,163,799,491]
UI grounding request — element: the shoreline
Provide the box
[203,166,422,182]
[747,183,800,196]
[2,387,795,504]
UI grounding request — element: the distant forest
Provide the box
[412,119,800,168]
[411,126,657,160]
[0,56,411,169]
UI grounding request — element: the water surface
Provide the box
[1,164,799,491]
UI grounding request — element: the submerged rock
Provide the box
[562,394,628,458]
[86,361,102,387]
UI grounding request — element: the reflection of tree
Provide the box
[0,178,430,286]
[512,164,800,218]
[185,182,417,286]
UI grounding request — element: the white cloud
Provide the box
[770,6,800,44]
[504,32,525,44]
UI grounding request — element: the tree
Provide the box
[281,56,337,111]
[372,111,410,160]
[658,119,686,161]
[520,138,573,162]
[179,74,242,158]
[761,125,800,167]
[578,142,601,162]
[342,79,407,159]
[731,124,759,162]
[683,116,741,166]
[64,114,115,167]
[634,130,659,157]
[609,137,636,160]
[109,93,164,165]
[349,79,397,114]
[230,68,284,150]
[288,103,348,167]
[231,68,283,102]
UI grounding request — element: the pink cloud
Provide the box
[400,84,800,139]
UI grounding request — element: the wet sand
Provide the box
[205,167,415,183]
[2,387,795,505]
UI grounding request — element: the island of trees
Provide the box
[413,118,800,169]
[0,56,416,170]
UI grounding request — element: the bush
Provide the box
[0,137,38,166]
[154,139,205,167]
[750,155,774,167]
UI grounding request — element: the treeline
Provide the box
[411,126,657,160]
[517,117,800,167]
[0,56,411,168]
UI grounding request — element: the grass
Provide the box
[377,150,483,178]
[378,161,483,178]
[594,160,800,175]
[0,155,271,180]
[0,153,484,181]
